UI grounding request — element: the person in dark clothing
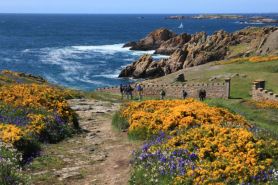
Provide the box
[160,89,166,100]
[182,90,188,99]
[126,84,134,100]
[198,89,206,101]
[120,84,124,99]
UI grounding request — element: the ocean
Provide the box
[0,14,277,91]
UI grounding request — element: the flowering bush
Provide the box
[131,128,278,184]
[215,56,278,65]
[249,100,278,110]
[0,84,78,162]
[121,99,250,139]
[0,145,29,185]
[125,100,278,184]
[0,84,75,121]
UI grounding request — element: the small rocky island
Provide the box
[165,14,245,20]
[165,14,278,24]
[120,27,278,79]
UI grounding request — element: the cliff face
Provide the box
[120,27,278,79]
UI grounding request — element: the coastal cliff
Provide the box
[120,27,278,79]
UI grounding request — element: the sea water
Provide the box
[0,14,277,91]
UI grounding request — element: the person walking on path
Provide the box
[198,89,206,101]
[160,89,166,100]
[136,84,143,101]
[120,84,124,100]
[127,84,134,100]
[182,90,188,99]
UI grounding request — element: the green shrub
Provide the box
[128,127,152,140]
[14,137,41,164]
[112,112,129,131]
[0,146,29,185]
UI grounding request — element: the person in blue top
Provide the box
[136,84,143,101]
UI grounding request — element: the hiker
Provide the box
[126,84,134,100]
[198,89,206,101]
[182,90,188,99]
[120,84,124,99]
[136,84,143,101]
[160,89,166,100]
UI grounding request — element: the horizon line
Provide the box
[0,12,278,15]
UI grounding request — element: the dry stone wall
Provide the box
[96,79,231,99]
[252,80,278,101]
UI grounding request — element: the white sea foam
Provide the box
[36,43,170,87]
[152,54,170,59]
[72,43,130,55]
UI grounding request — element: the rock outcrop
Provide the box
[155,33,191,55]
[119,55,155,78]
[256,29,278,55]
[123,28,176,51]
[120,26,278,79]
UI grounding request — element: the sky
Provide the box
[0,0,277,14]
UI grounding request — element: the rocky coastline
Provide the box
[164,15,278,24]
[119,26,278,79]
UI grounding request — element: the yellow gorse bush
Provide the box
[215,56,278,65]
[0,124,23,143]
[0,83,75,144]
[124,99,278,184]
[250,100,278,109]
[122,99,250,135]
[0,83,73,119]
[164,125,271,184]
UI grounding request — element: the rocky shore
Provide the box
[165,15,278,23]
[119,27,278,79]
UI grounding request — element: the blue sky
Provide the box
[0,0,277,14]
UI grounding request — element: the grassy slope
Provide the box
[146,60,278,99]
[206,99,278,138]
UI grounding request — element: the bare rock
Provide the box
[119,54,153,78]
[257,30,278,55]
[124,28,176,51]
[155,33,191,55]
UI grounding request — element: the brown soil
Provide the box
[29,99,138,185]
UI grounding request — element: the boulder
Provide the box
[155,33,191,55]
[124,28,176,51]
[119,55,153,78]
[165,49,188,73]
[257,30,278,55]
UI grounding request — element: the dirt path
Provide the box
[30,99,138,185]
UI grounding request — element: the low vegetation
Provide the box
[116,99,278,184]
[0,71,81,184]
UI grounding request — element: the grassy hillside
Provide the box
[146,60,278,99]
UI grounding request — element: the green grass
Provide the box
[228,44,249,56]
[206,98,278,139]
[89,92,123,102]
[112,111,129,131]
[150,60,278,99]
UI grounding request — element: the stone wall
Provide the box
[96,79,231,99]
[252,80,278,101]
